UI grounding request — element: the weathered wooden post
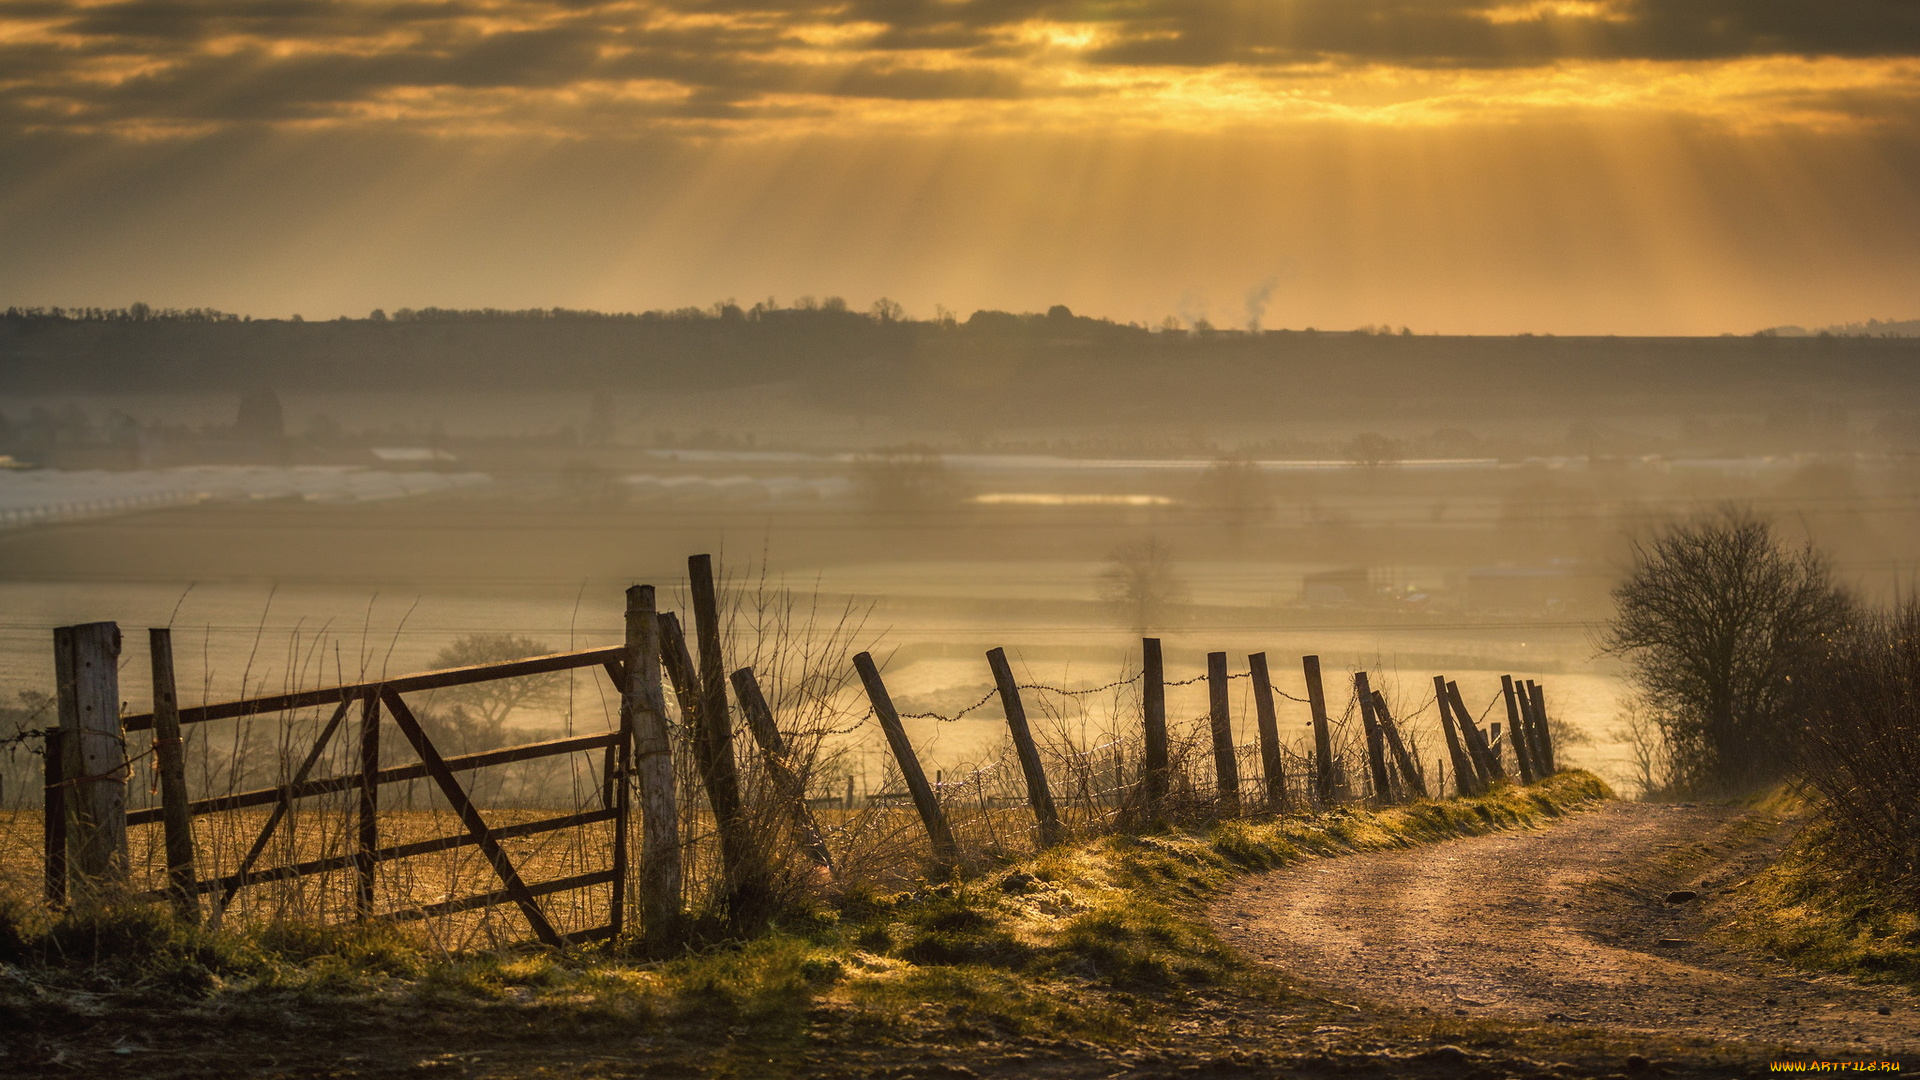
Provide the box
[1446,680,1506,783]
[1304,655,1334,806]
[625,585,680,944]
[1527,681,1557,773]
[1141,638,1170,818]
[1434,675,1479,796]
[355,691,380,917]
[53,622,127,892]
[42,727,67,906]
[854,652,958,869]
[147,629,198,921]
[1206,652,1241,813]
[1370,691,1429,799]
[731,665,836,874]
[1248,653,1286,811]
[1500,675,1536,784]
[986,648,1065,847]
[1354,671,1394,803]
[659,608,761,913]
[689,555,753,864]
[1522,679,1552,774]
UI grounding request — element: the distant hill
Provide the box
[5,305,1920,426]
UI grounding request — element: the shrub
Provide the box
[41,901,260,991]
[1602,510,1852,792]
[1796,601,1920,906]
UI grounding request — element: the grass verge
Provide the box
[1722,820,1920,990]
[1,772,1611,1051]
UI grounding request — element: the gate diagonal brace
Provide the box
[380,688,562,947]
[215,694,355,920]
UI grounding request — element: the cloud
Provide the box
[3,0,1920,138]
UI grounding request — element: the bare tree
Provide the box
[1600,510,1851,792]
[853,445,963,514]
[428,633,568,730]
[1195,455,1271,533]
[1100,538,1190,632]
[1345,432,1403,467]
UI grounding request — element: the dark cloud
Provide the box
[4,0,1920,135]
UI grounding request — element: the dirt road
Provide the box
[1215,801,1919,1057]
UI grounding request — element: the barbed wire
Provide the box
[896,669,1322,722]
[0,727,53,755]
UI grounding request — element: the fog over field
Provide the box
[5,313,1919,804]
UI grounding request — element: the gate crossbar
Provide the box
[125,730,623,826]
[120,646,627,731]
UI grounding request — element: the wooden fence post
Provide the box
[1434,675,1479,796]
[355,691,380,917]
[659,608,763,916]
[1370,691,1428,800]
[1141,638,1170,818]
[147,629,198,922]
[1354,671,1394,803]
[626,585,681,944]
[1248,653,1286,812]
[1527,681,1557,774]
[1206,652,1241,813]
[1446,680,1506,783]
[53,622,127,891]
[853,652,958,870]
[42,727,66,906]
[1500,675,1536,784]
[731,665,836,874]
[986,648,1065,847]
[1304,655,1334,806]
[688,557,755,888]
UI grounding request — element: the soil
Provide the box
[1215,800,1920,1059]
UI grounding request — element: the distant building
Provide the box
[1464,564,1578,612]
[1300,566,1373,605]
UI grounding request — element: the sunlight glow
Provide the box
[972,494,1179,507]
[1478,1,1629,25]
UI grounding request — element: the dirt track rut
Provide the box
[1215,802,1920,1057]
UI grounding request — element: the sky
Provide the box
[2,0,1919,335]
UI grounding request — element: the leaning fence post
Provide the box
[1141,638,1170,818]
[660,608,762,915]
[1371,691,1428,800]
[148,629,199,922]
[853,652,958,870]
[1527,681,1557,774]
[42,727,66,906]
[53,622,127,891]
[731,665,836,874]
[1500,675,1537,784]
[1434,675,1479,796]
[1206,652,1241,814]
[1304,655,1334,806]
[1248,653,1286,811]
[1354,671,1394,803]
[1446,680,1506,783]
[986,648,1065,847]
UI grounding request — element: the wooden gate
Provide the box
[101,645,633,945]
